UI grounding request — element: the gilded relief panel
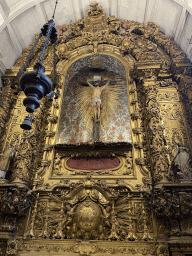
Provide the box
[157,87,189,156]
[3,94,27,150]
[16,240,157,256]
[24,179,153,242]
[51,149,133,177]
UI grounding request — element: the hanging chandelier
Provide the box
[11,0,60,130]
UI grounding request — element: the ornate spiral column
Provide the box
[134,63,170,187]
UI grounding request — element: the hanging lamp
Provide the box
[11,1,60,130]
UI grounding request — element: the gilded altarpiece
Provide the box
[0,3,192,256]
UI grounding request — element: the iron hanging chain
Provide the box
[52,0,58,19]
[38,20,54,64]
[11,0,59,92]
[53,40,59,93]
[11,32,43,89]
[52,0,59,95]
[45,41,59,100]
[39,0,59,63]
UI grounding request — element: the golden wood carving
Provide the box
[0,2,192,255]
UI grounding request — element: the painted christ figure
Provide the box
[86,79,109,121]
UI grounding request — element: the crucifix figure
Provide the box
[87,76,109,121]
[76,74,122,142]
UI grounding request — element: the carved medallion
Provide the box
[75,198,102,231]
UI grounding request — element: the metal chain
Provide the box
[12,0,59,96]
[12,32,43,87]
[38,21,54,63]
[52,0,58,19]
[45,41,59,100]
[53,40,58,89]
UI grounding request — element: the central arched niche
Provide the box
[56,54,132,145]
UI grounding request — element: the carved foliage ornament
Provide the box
[145,188,192,236]
[10,98,52,186]
[0,4,192,254]
[0,187,36,216]
[6,239,161,256]
[2,2,191,189]
[52,150,133,177]
[0,80,16,149]
[25,178,153,241]
[11,2,190,77]
[136,75,171,185]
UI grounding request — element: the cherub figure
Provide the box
[86,79,109,121]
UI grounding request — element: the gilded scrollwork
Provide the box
[6,239,158,256]
[51,150,133,177]
[1,3,192,255]
[10,98,52,187]
[145,188,192,237]
[24,178,153,242]
[0,79,17,149]
[134,69,175,186]
[0,187,36,216]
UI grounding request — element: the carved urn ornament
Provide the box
[11,1,59,130]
